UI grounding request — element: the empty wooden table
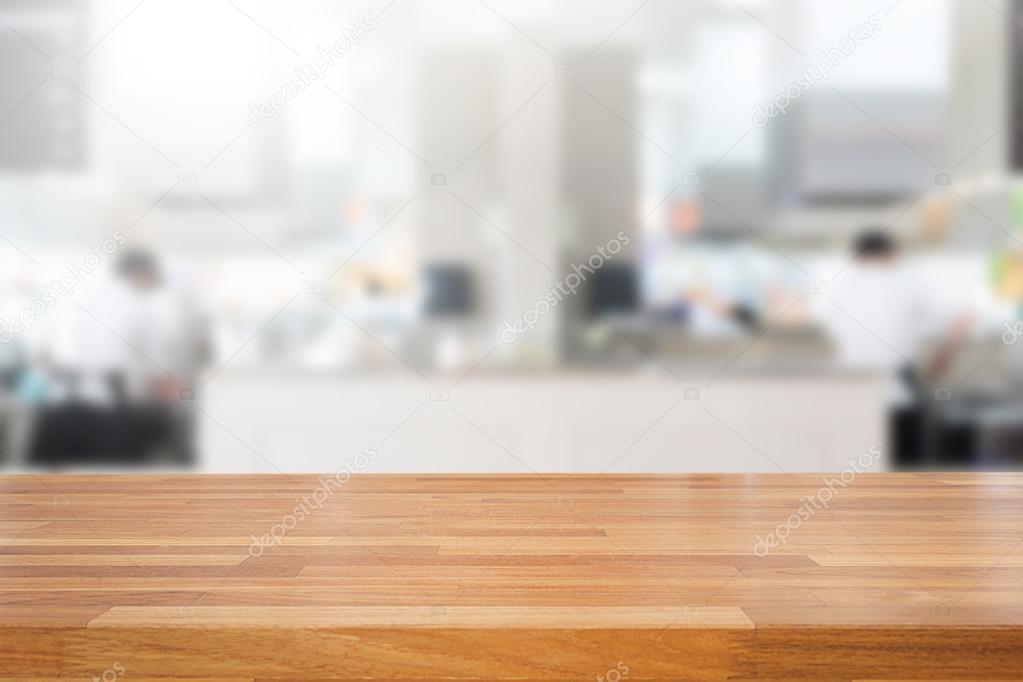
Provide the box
[2,473,1022,680]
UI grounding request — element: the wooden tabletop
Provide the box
[2,473,1023,680]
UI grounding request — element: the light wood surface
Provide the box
[2,473,1023,680]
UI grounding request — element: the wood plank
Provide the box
[2,473,1023,679]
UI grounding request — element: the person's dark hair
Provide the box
[116,249,160,281]
[853,230,896,259]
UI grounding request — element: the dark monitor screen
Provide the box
[423,264,474,317]
[587,264,639,316]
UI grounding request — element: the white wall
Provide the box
[197,372,888,473]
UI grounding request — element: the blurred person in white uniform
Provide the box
[29,250,208,464]
[826,230,971,466]
[109,250,208,461]
[110,251,208,401]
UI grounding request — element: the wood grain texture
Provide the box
[2,473,1023,680]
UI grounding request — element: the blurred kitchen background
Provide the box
[1,0,1023,473]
